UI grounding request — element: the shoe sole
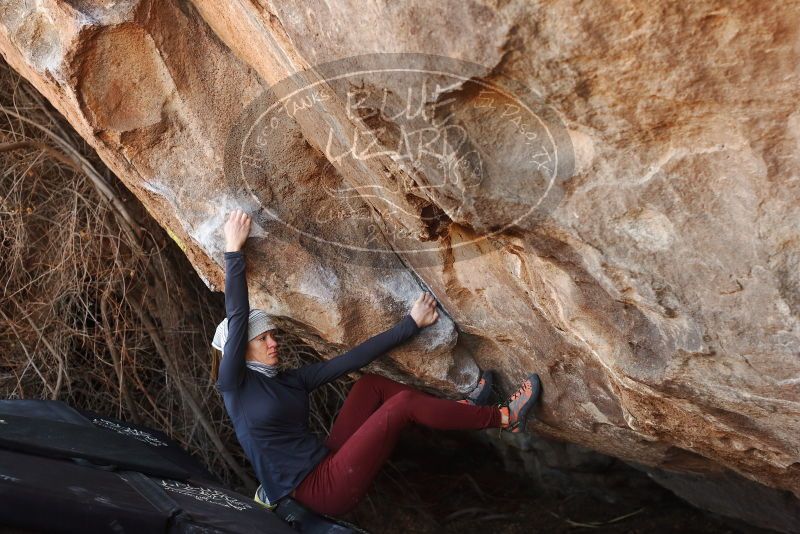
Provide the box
[511,373,541,433]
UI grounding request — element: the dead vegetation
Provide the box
[0,59,349,494]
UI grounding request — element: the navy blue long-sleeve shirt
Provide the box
[216,250,420,504]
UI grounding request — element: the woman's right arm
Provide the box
[216,210,252,392]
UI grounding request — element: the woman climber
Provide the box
[211,209,542,517]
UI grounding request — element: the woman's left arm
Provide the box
[296,314,420,392]
[296,293,438,391]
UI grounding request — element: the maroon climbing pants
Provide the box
[292,373,503,516]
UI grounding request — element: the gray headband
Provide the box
[211,309,277,355]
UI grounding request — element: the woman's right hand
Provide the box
[224,209,251,252]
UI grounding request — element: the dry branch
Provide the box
[0,59,350,492]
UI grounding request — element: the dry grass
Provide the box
[0,59,349,494]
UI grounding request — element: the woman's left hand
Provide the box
[410,292,439,329]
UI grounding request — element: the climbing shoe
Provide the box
[457,369,495,406]
[499,373,541,433]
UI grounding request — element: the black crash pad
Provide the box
[0,399,295,533]
[0,413,190,480]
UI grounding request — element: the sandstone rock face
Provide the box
[1,0,798,530]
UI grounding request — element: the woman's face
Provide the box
[246,330,279,365]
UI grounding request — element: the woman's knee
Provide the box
[355,372,382,384]
[351,372,404,393]
[388,389,416,404]
[349,373,382,395]
[381,390,417,414]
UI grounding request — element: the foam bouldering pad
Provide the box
[0,413,190,480]
[0,399,295,533]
